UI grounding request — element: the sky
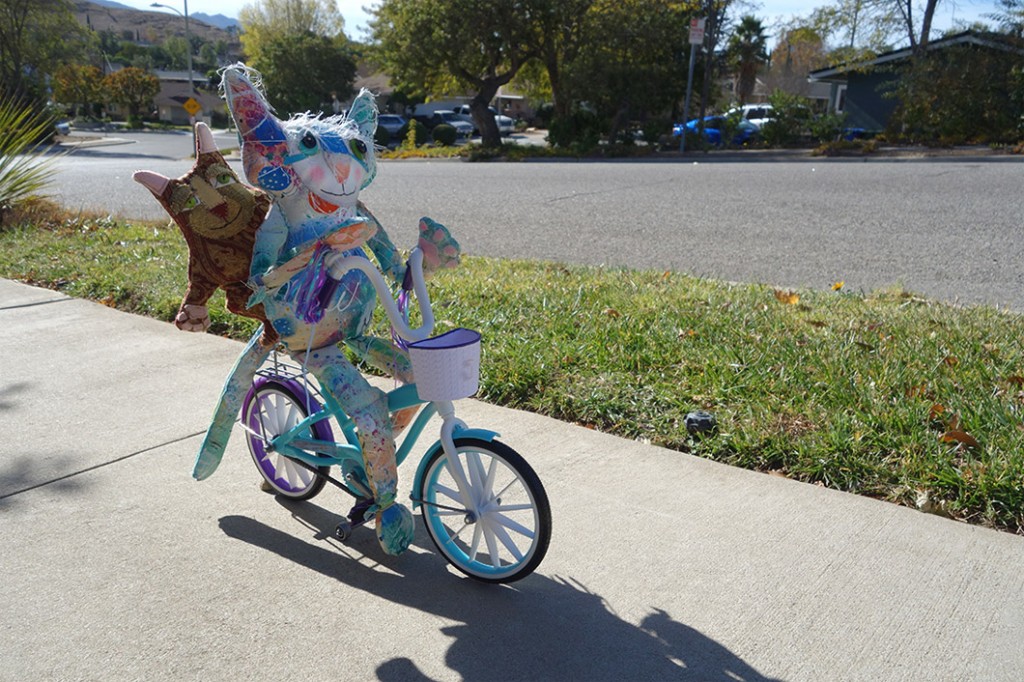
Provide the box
[119,0,1003,45]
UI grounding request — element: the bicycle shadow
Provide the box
[219,502,782,682]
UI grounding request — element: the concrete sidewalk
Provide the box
[1,277,1022,681]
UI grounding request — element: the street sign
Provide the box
[183,97,201,117]
[689,18,705,45]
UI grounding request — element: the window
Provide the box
[835,85,847,114]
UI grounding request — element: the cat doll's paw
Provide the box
[175,304,211,332]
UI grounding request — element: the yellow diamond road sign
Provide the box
[183,97,201,116]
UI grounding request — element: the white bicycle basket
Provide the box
[408,328,482,401]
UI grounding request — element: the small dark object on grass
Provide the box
[686,411,717,437]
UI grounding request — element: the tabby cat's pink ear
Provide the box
[133,170,170,195]
[195,122,217,156]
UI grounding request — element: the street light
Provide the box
[151,1,194,102]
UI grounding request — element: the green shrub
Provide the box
[762,90,813,147]
[642,118,671,145]
[0,97,61,226]
[431,123,457,146]
[808,112,848,143]
[399,120,429,148]
[547,108,602,151]
[374,125,391,148]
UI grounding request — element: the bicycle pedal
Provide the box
[347,498,374,523]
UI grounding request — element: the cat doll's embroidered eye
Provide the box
[213,172,235,187]
[350,139,367,162]
[299,131,318,153]
[183,195,200,210]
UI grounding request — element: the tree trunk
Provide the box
[471,87,502,148]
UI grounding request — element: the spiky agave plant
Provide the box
[0,98,62,226]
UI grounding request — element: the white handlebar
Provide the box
[326,247,435,343]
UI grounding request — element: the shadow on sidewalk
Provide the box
[219,502,782,682]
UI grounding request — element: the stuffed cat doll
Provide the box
[133,122,277,347]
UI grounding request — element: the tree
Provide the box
[764,26,830,98]
[562,0,691,142]
[254,32,357,113]
[372,0,538,148]
[530,0,595,120]
[805,0,900,62]
[727,15,769,105]
[0,0,92,103]
[102,67,160,124]
[52,64,104,118]
[239,0,345,63]
[696,0,737,127]
[987,0,1024,37]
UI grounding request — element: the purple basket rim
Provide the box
[408,327,481,351]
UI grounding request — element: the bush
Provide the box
[807,112,848,144]
[641,118,671,145]
[0,97,61,226]
[547,108,602,151]
[374,125,391,148]
[762,90,812,147]
[398,120,430,148]
[431,123,457,146]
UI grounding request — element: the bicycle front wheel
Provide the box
[243,378,332,500]
[419,438,551,583]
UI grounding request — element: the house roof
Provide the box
[153,80,224,111]
[809,31,1024,82]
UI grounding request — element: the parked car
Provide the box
[451,104,515,136]
[672,115,758,146]
[413,110,473,139]
[726,104,774,130]
[377,114,407,140]
[55,121,71,136]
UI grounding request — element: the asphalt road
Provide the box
[50,135,1024,311]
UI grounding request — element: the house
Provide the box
[808,31,1024,133]
[153,70,225,125]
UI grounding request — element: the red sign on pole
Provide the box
[689,18,706,45]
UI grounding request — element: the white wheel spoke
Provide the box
[496,503,534,512]
[434,482,461,502]
[491,512,535,539]
[482,521,502,568]
[468,522,483,562]
[490,521,524,561]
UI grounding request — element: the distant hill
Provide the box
[72,0,240,44]
[191,13,241,31]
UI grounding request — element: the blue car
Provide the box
[672,115,758,146]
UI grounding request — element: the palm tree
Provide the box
[728,15,769,105]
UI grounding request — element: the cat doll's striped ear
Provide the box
[133,170,170,196]
[194,122,218,156]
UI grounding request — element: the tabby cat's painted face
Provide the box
[166,153,259,239]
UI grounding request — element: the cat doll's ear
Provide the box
[194,122,219,156]
[133,170,170,196]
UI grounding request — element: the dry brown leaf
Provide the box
[773,289,800,305]
[943,355,959,367]
[1006,375,1024,386]
[602,308,620,318]
[939,429,980,449]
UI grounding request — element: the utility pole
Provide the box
[680,18,705,153]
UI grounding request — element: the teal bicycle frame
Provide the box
[251,247,498,510]
[252,375,498,508]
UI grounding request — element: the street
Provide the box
[50,132,1024,311]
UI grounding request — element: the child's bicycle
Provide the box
[239,248,551,583]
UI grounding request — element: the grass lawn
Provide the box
[2,205,1022,534]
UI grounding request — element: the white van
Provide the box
[452,104,514,136]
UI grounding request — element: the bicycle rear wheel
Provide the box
[242,378,333,500]
[419,438,551,583]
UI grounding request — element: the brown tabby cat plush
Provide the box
[133,122,277,346]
